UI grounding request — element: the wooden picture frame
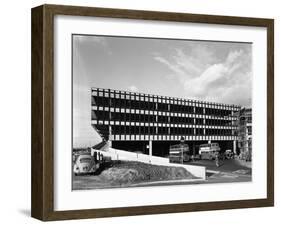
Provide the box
[31,4,274,221]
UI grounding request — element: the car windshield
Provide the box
[80,157,92,163]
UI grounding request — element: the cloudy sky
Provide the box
[73,35,252,147]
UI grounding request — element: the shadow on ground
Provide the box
[18,209,30,217]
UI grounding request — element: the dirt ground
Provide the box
[72,160,196,190]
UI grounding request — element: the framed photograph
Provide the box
[31,4,274,221]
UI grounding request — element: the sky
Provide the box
[72,35,252,147]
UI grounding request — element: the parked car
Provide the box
[73,154,100,175]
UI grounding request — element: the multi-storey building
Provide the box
[91,87,241,157]
[235,108,252,160]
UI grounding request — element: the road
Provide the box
[187,158,252,184]
[73,158,251,190]
[135,159,252,187]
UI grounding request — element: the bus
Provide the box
[169,143,190,163]
[199,143,221,160]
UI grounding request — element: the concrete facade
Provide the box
[91,87,241,157]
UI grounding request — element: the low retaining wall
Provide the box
[95,148,206,180]
[98,148,169,165]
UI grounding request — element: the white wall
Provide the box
[0,0,279,225]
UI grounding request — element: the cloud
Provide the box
[153,46,252,106]
[183,63,226,97]
[153,44,217,82]
[128,85,138,92]
[153,55,186,79]
[74,35,106,45]
[171,49,203,76]
[73,35,112,55]
[184,50,245,95]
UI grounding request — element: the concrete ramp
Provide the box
[97,147,169,165]
[94,147,206,180]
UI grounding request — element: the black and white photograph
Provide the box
[72,34,253,190]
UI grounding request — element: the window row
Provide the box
[92,111,234,126]
[111,126,195,135]
[205,129,233,136]
[110,125,233,136]
[92,96,233,116]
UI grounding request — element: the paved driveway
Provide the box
[187,159,252,183]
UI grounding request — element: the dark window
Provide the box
[131,100,139,109]
[95,110,109,121]
[125,99,131,108]
[121,113,126,121]
[140,114,145,122]
[120,126,125,134]
[150,127,156,135]
[115,98,122,108]
[150,115,156,123]
[140,101,146,110]
[130,114,136,122]
[125,126,130,134]
[195,107,203,114]
[158,103,168,111]
[130,126,136,134]
[149,102,156,111]
[140,127,145,134]
[103,97,110,107]
[125,114,130,121]
[145,126,149,134]
[195,118,203,125]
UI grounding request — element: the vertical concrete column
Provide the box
[108,125,112,148]
[108,140,112,148]
[193,118,196,137]
[149,140,153,163]
[192,143,195,156]
[233,140,237,154]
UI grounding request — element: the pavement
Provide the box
[129,159,252,187]
[186,158,252,184]
[187,158,251,172]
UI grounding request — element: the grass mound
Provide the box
[100,161,196,185]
